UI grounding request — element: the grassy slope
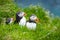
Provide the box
[0,6,60,40]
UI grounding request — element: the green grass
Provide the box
[0,21,60,40]
[0,5,60,40]
[0,23,57,40]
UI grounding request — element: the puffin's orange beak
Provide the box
[24,13,27,16]
[35,18,39,23]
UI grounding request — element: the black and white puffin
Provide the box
[14,11,26,26]
[26,14,39,30]
[6,18,14,24]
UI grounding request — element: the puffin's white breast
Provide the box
[9,20,13,24]
[26,22,36,30]
[9,18,13,24]
[19,17,26,26]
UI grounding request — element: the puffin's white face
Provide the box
[30,15,37,21]
[11,18,14,21]
[18,12,26,17]
[30,14,39,23]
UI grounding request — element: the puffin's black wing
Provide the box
[14,12,22,24]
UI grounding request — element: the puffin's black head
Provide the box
[17,12,26,17]
[6,18,14,24]
[29,14,39,23]
[14,12,26,23]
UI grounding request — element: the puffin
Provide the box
[6,18,14,24]
[26,14,39,30]
[14,11,26,26]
